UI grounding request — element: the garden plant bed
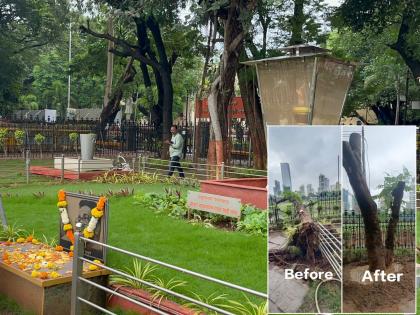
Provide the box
[107,285,198,315]
[343,259,415,313]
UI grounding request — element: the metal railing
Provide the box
[317,223,342,281]
[20,152,267,184]
[70,224,267,315]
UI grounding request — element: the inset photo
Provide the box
[268,126,341,314]
[342,126,416,313]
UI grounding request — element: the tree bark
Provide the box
[343,133,385,271]
[237,52,267,169]
[146,15,173,159]
[99,58,136,129]
[389,6,420,81]
[289,0,305,45]
[294,207,319,263]
[385,181,405,267]
[103,16,115,108]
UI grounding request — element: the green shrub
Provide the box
[14,129,25,146]
[236,204,267,236]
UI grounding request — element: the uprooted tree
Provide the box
[273,192,321,263]
[343,133,405,271]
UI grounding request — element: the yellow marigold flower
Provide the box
[63,223,73,231]
[57,201,68,208]
[16,237,25,243]
[33,263,41,270]
[93,259,102,265]
[50,271,60,279]
[47,262,55,269]
[32,239,40,245]
[91,207,104,218]
[70,245,74,251]
[83,228,94,239]
[88,264,98,271]
[31,270,40,278]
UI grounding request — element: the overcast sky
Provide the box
[342,126,416,198]
[268,126,341,194]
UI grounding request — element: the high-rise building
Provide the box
[280,163,292,192]
[318,174,330,193]
[409,178,416,211]
[343,189,350,211]
[273,180,281,196]
[352,195,360,213]
[299,184,305,196]
[306,184,314,195]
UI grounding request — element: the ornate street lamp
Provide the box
[244,45,356,125]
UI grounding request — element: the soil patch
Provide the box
[343,259,415,313]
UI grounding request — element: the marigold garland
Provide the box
[57,190,75,246]
[83,196,106,239]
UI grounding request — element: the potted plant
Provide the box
[34,133,46,159]
[107,259,197,315]
[14,129,25,158]
[0,128,9,157]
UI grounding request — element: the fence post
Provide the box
[0,193,8,228]
[142,155,146,172]
[77,156,81,180]
[220,162,225,180]
[25,150,30,184]
[70,222,84,315]
[132,157,136,172]
[61,154,65,182]
[138,154,142,172]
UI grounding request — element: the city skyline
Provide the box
[268,126,341,194]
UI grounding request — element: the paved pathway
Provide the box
[269,231,288,253]
[269,264,309,313]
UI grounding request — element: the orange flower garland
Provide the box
[83,196,106,238]
[57,190,74,245]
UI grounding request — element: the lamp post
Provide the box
[243,45,356,125]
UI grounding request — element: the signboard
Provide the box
[195,97,246,119]
[59,192,109,262]
[187,191,241,218]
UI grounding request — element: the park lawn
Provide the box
[0,180,267,308]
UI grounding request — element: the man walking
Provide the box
[165,125,185,177]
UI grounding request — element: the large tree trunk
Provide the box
[294,207,320,263]
[385,181,405,267]
[147,16,173,159]
[289,0,305,45]
[343,133,385,271]
[390,6,420,81]
[103,16,114,108]
[237,55,267,169]
[99,58,136,129]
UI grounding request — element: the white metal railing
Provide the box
[70,224,267,315]
[317,223,342,281]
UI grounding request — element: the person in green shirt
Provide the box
[165,125,185,177]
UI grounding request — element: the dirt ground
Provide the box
[343,259,415,313]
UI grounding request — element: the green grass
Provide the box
[0,160,266,309]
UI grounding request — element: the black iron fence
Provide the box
[343,209,415,251]
[0,119,254,166]
[269,190,341,228]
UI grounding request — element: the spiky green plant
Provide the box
[223,295,267,315]
[109,259,158,289]
[0,224,27,242]
[183,292,230,315]
[149,277,188,305]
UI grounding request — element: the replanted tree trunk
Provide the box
[343,133,385,271]
[385,181,405,267]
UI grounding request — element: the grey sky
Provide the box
[268,126,341,194]
[342,126,416,198]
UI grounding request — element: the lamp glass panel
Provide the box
[312,57,355,124]
[257,58,315,125]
